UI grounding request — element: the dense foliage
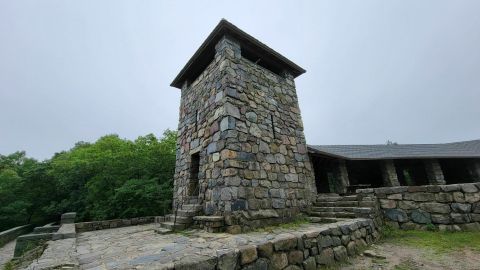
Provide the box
[0,131,176,231]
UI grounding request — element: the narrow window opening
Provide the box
[189,152,200,196]
[194,110,198,131]
[270,114,276,139]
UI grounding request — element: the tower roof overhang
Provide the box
[170,19,306,89]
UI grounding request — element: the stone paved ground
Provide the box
[75,223,330,270]
[0,240,16,268]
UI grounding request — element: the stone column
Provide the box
[334,160,350,194]
[424,159,446,185]
[469,159,480,181]
[381,160,400,186]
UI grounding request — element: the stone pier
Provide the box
[380,160,400,187]
[424,159,446,185]
[334,160,350,194]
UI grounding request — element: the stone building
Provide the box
[169,19,315,229]
[164,19,480,231]
[308,140,480,194]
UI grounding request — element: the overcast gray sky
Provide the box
[1,0,479,160]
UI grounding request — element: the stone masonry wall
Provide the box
[173,35,316,229]
[173,38,233,207]
[174,218,380,270]
[0,225,31,248]
[357,183,480,231]
[75,216,155,233]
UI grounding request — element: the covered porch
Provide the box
[308,141,480,194]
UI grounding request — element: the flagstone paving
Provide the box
[0,240,16,268]
[74,223,326,270]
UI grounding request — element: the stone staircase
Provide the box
[308,193,378,224]
[155,196,203,234]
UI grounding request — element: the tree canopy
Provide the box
[0,130,176,231]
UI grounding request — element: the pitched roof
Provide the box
[170,19,306,89]
[308,139,480,160]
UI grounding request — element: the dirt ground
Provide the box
[341,243,480,270]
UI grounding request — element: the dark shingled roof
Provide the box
[308,139,480,160]
[170,19,306,89]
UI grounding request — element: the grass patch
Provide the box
[381,225,480,253]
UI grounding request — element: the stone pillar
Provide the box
[424,159,446,185]
[470,159,480,181]
[381,160,400,187]
[334,160,350,194]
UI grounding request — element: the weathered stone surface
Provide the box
[217,249,239,270]
[302,257,316,270]
[461,184,478,193]
[398,200,418,210]
[380,199,396,209]
[239,245,258,265]
[451,203,471,213]
[273,235,297,251]
[431,214,451,224]
[420,202,451,214]
[404,193,435,202]
[271,252,288,270]
[318,235,333,248]
[257,242,273,258]
[242,258,270,270]
[384,209,408,222]
[283,265,302,270]
[410,209,432,224]
[346,241,357,256]
[287,250,304,264]
[333,246,348,261]
[316,248,334,265]
[435,193,453,203]
[465,193,480,203]
[450,213,471,223]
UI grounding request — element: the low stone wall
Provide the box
[357,183,480,231]
[0,225,32,248]
[175,218,380,269]
[75,216,155,233]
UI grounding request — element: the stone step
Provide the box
[311,207,373,214]
[154,227,173,235]
[308,217,350,224]
[309,211,357,218]
[317,193,340,198]
[166,214,193,224]
[159,222,187,231]
[175,209,200,217]
[314,201,359,207]
[316,196,376,203]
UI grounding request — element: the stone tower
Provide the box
[170,19,316,229]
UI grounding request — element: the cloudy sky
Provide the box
[1,1,479,160]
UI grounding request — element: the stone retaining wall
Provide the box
[175,218,380,270]
[0,225,31,248]
[75,216,155,233]
[357,183,480,231]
